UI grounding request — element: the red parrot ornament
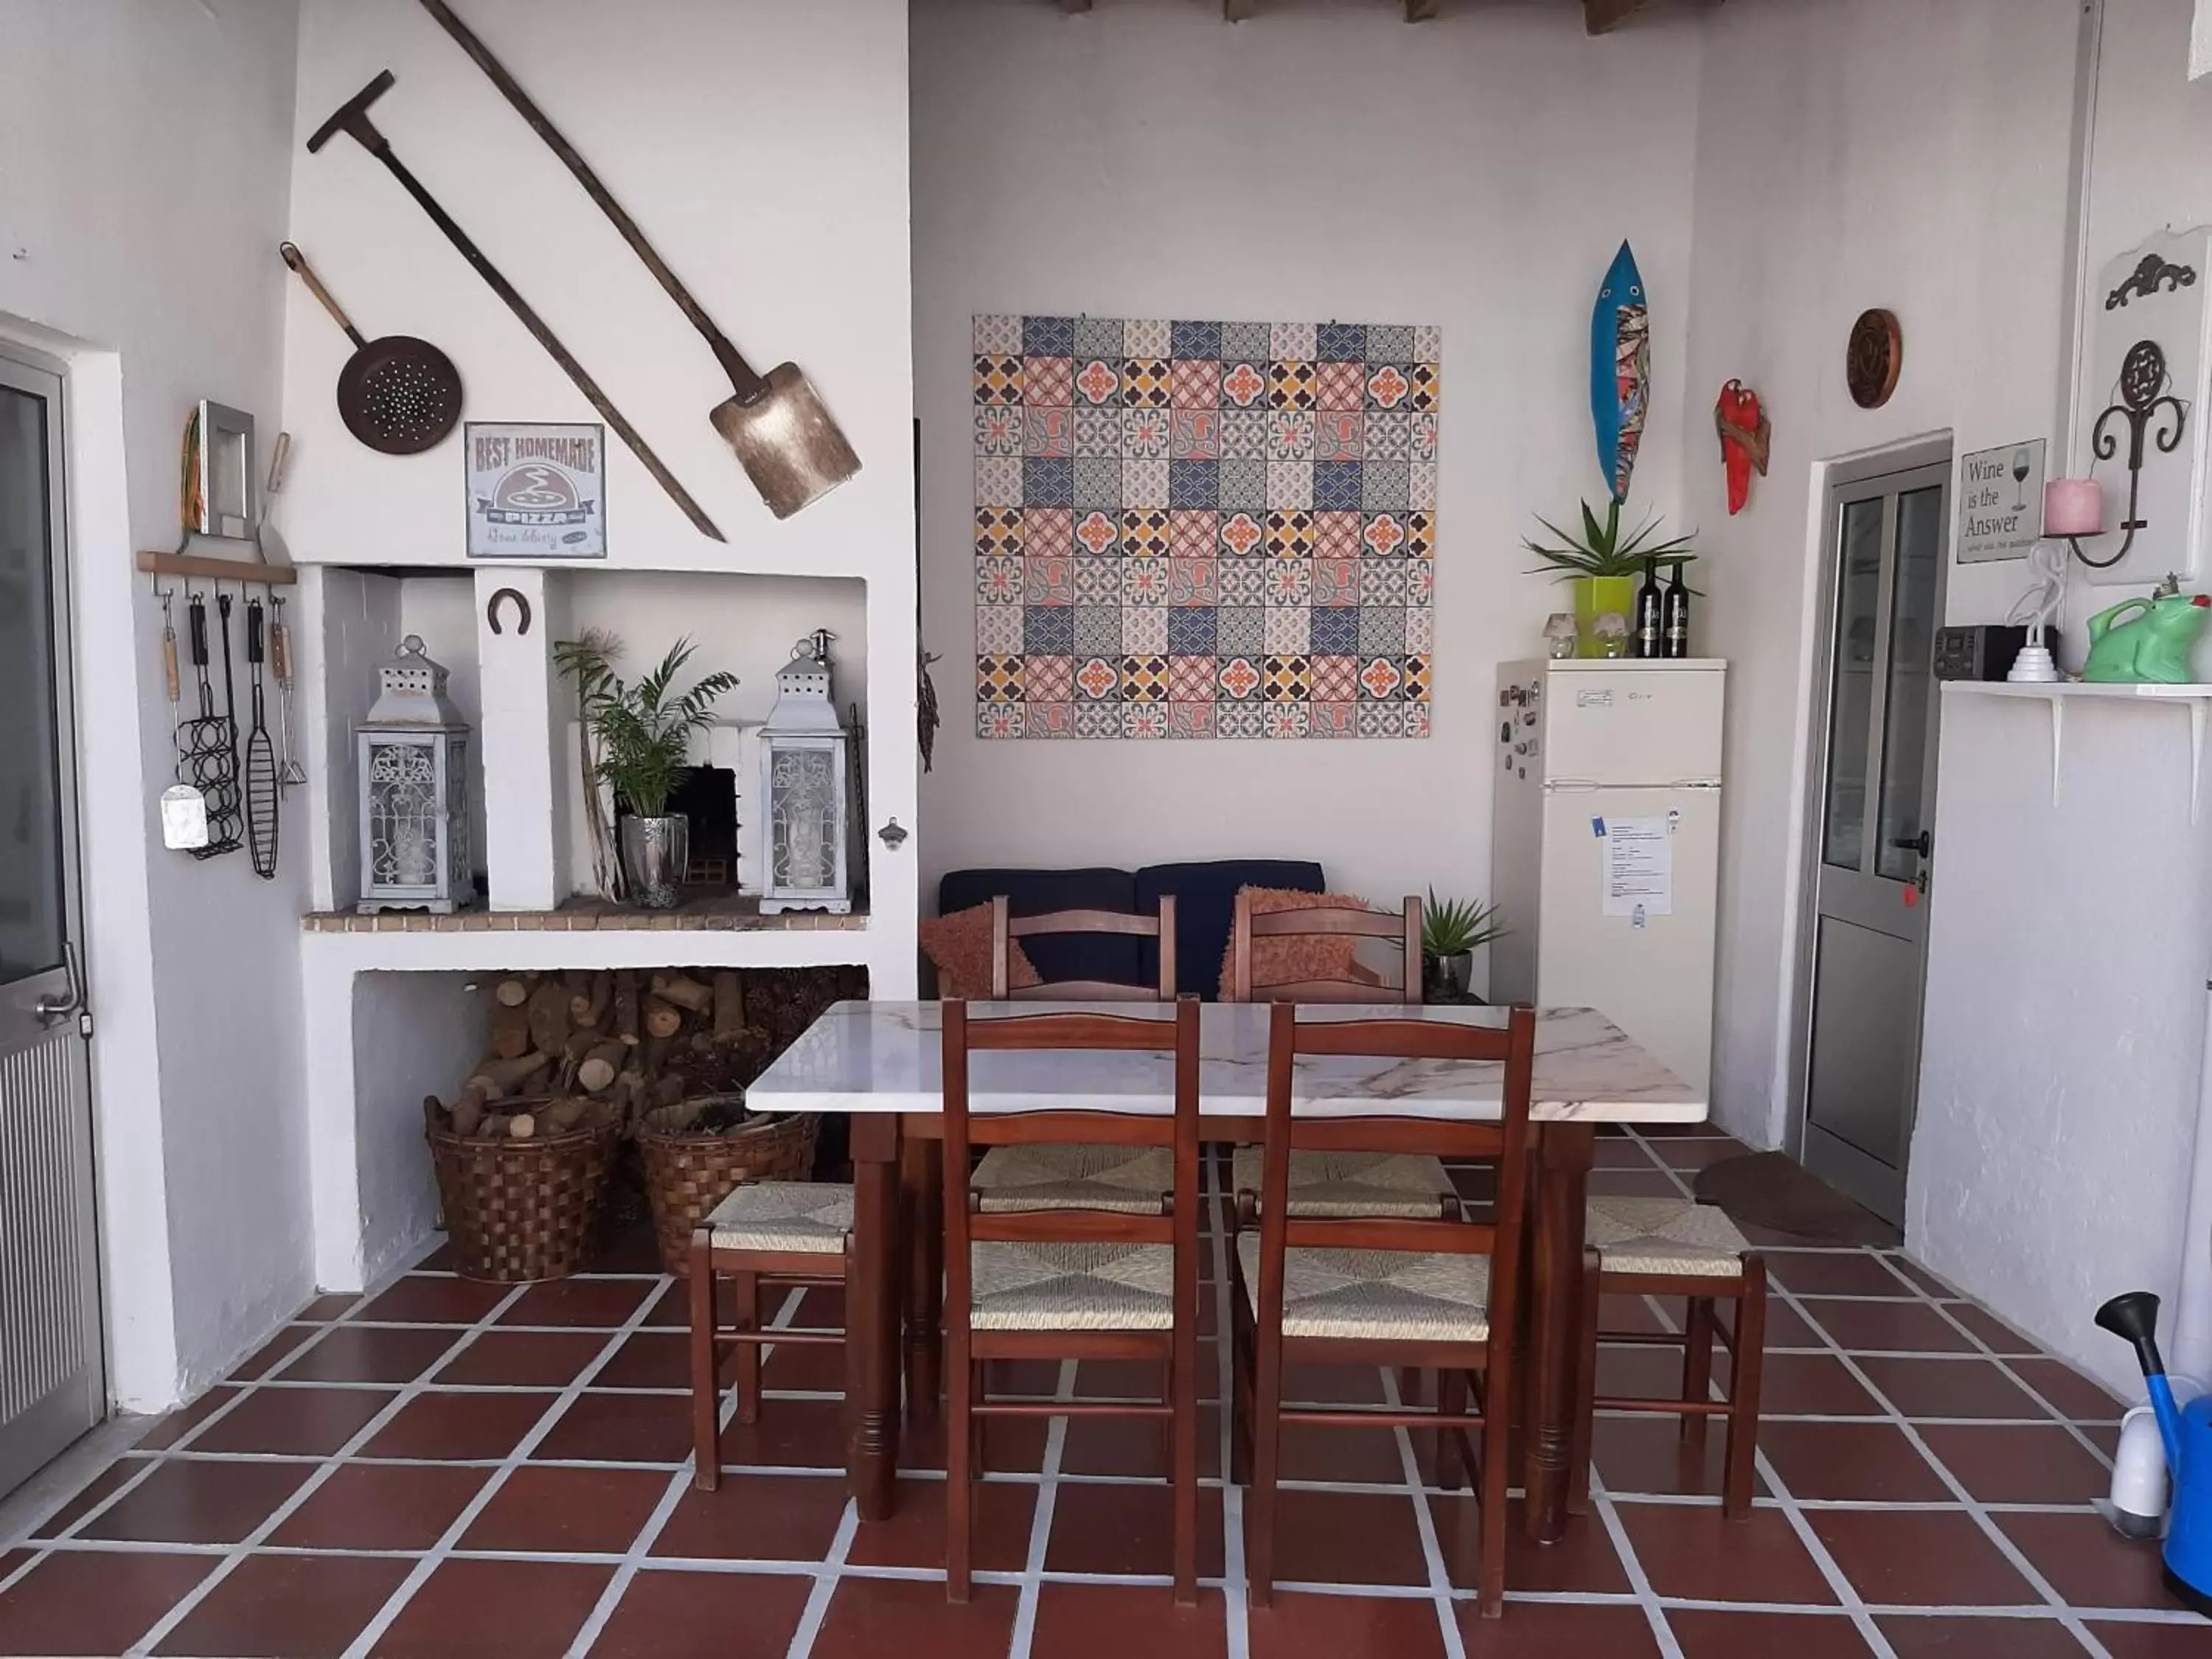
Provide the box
[1714,380,1770,515]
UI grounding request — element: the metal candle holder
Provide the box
[2062,339,2188,570]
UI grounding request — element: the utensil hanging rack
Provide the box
[136,549,299,588]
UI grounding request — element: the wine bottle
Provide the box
[1663,560,1691,658]
[1632,556,1663,659]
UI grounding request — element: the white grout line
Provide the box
[333,1278,676,1659]
[1211,1160,1251,1659]
[1004,1358,1079,1659]
[125,1281,534,1658]
[1375,1367,1467,1659]
[1583,1465,1688,1658]
[563,1283,810,1658]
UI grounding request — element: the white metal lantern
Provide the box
[759,630,850,915]
[356,634,472,914]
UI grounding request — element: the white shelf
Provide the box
[1943,679,2212,818]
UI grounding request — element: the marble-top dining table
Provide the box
[746,999,1705,1545]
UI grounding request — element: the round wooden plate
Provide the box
[1848,308,1903,409]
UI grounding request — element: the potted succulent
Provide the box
[1525,499,1697,658]
[554,633,738,909]
[1422,888,1507,1001]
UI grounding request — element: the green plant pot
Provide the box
[1572,575,1635,658]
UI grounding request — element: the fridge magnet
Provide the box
[971,313,1439,740]
[2067,229,2212,586]
[465,422,607,558]
[1590,243,1651,503]
[1955,439,2045,564]
[1713,380,1770,515]
[1846,309,1902,408]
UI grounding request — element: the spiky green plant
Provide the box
[1524,498,1697,582]
[1422,888,1508,958]
[554,633,738,819]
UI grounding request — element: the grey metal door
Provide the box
[0,349,102,1500]
[1796,453,1950,1225]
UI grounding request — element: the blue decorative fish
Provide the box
[1590,241,1651,504]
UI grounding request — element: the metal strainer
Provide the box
[280,241,461,455]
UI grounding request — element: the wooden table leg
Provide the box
[1525,1121,1595,1544]
[848,1114,903,1522]
[902,1135,943,1424]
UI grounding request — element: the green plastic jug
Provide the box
[2081,592,2211,684]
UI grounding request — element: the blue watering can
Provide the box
[2098,1291,2212,1613]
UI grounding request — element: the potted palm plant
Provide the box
[1525,499,1697,658]
[1422,888,1507,1001]
[554,634,738,909]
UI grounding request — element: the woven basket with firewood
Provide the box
[639,1096,819,1276]
[423,1095,618,1283]
[426,966,832,1279]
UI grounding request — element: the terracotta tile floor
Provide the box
[2,1126,2204,1658]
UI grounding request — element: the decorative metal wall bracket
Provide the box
[2063,339,2190,569]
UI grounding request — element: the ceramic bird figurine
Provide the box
[1714,380,1770,515]
[1591,241,1651,504]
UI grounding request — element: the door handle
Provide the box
[33,942,83,1027]
[1888,830,1933,860]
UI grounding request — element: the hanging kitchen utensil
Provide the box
[280,243,462,456]
[244,599,281,878]
[179,593,243,858]
[307,72,724,540]
[417,0,861,521]
[271,594,307,787]
[156,585,209,851]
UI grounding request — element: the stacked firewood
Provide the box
[427,969,765,1142]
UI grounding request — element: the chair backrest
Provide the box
[992,894,1177,1001]
[1249,1002,1538,1347]
[940,998,1203,1340]
[1228,891,1422,1004]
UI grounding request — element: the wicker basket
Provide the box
[639,1100,819,1275]
[427,1104,619,1283]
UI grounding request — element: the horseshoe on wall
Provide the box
[485,587,532,637]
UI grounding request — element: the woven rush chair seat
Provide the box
[1231,1147,1458,1219]
[1236,1236,1490,1342]
[704,1181,855,1253]
[972,1143,1172,1214]
[970,1239,1177,1331]
[1585,1194,1749,1278]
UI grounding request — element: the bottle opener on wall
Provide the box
[1713,380,1769,515]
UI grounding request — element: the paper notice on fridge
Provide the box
[1600,816,1674,918]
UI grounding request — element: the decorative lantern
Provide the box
[357,635,472,914]
[758,630,850,915]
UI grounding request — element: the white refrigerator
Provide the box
[1489,659,1725,1093]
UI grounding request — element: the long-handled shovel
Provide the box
[418,0,863,521]
[307,72,726,542]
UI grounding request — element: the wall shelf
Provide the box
[1943,680,2212,819]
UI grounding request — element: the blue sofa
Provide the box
[935,859,1326,1001]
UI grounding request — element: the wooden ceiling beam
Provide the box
[1584,0,1650,33]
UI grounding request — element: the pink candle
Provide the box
[2045,477,2104,538]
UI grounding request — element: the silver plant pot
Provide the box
[1425,950,1473,1001]
[619,813,689,909]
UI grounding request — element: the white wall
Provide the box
[911,0,1706,922]
[1675,0,2084,1144]
[0,0,309,1407]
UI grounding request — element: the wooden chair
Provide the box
[1566,1197,1767,1520]
[1234,1003,1536,1618]
[1225,891,1459,1226]
[687,1182,854,1492]
[1228,890,1421,1004]
[969,897,1180,1216]
[942,998,1203,1604]
[991,893,1176,1000]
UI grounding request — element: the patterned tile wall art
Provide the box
[974,314,1439,740]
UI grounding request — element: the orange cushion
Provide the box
[919,902,1044,999]
[1220,887,1375,997]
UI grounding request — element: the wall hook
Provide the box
[485,587,532,636]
